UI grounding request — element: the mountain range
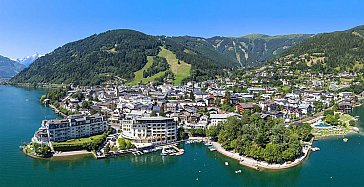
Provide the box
[10,30,310,85]
[10,25,364,85]
[0,55,25,78]
[0,53,41,78]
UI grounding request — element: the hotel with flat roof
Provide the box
[32,114,109,144]
[121,116,177,144]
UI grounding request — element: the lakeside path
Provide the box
[212,142,310,170]
[53,150,92,157]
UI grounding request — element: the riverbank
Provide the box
[211,141,310,170]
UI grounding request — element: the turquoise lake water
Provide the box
[0,85,363,187]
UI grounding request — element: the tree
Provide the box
[206,125,222,141]
[72,91,84,101]
[189,91,195,101]
[40,95,47,102]
[150,110,157,117]
[253,105,262,113]
[189,129,205,137]
[324,110,334,116]
[224,91,231,104]
[298,124,313,141]
[325,114,339,126]
[216,115,307,163]
[332,104,339,111]
[177,127,185,140]
[282,148,296,161]
[33,143,51,156]
[313,101,324,112]
[118,138,127,150]
[104,143,110,154]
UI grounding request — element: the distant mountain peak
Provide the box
[16,53,42,67]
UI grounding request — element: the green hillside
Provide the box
[130,47,191,85]
[158,47,191,85]
[130,56,168,85]
[281,25,364,73]
[10,28,318,86]
[11,30,238,85]
[11,30,161,85]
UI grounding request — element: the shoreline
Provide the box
[48,104,67,117]
[211,141,310,170]
[52,150,93,157]
[22,147,93,159]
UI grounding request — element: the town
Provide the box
[23,58,364,169]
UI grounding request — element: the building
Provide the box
[209,113,241,126]
[235,103,254,113]
[32,114,109,144]
[121,116,177,144]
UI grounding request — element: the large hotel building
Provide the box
[32,114,109,144]
[121,116,177,144]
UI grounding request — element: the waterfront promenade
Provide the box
[212,142,310,170]
[52,150,92,157]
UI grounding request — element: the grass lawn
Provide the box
[52,134,105,147]
[339,114,355,126]
[129,56,167,85]
[158,47,191,85]
[129,47,191,85]
[281,86,291,92]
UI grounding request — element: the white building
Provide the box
[32,114,109,143]
[121,116,177,144]
[209,113,241,126]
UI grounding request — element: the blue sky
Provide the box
[0,0,363,59]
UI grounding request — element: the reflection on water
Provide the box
[31,154,95,172]
[130,152,177,167]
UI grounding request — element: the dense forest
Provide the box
[281,25,364,73]
[143,56,169,78]
[207,113,312,163]
[10,28,315,86]
[11,30,161,85]
[11,30,238,85]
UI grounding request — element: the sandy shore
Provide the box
[52,150,92,157]
[212,142,310,170]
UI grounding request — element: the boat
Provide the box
[204,142,212,146]
[343,138,348,142]
[225,162,229,166]
[235,170,242,174]
[311,147,320,151]
[209,148,217,151]
[160,148,168,156]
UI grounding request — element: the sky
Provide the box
[0,0,363,59]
